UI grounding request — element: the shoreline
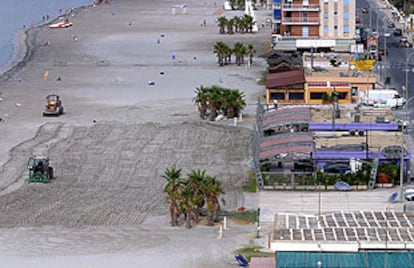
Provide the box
[0,3,94,83]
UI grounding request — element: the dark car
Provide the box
[394,28,402,36]
[361,8,369,14]
[387,22,395,28]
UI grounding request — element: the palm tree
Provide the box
[223,88,246,117]
[223,44,232,65]
[203,175,225,225]
[187,169,208,223]
[194,85,209,119]
[217,16,228,34]
[236,0,244,9]
[232,16,240,33]
[246,44,256,65]
[228,0,236,9]
[226,18,234,34]
[238,17,248,33]
[213,41,228,66]
[233,42,246,65]
[179,184,196,228]
[162,166,184,226]
[243,14,254,33]
[207,85,225,120]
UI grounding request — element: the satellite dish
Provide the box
[388,192,398,203]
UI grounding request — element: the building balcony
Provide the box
[282,17,320,25]
[282,4,320,11]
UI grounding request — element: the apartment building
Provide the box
[272,0,356,51]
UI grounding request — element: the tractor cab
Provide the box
[43,94,64,116]
[27,156,54,183]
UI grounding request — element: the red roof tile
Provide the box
[266,68,305,88]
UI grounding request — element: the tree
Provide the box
[187,169,208,223]
[162,166,184,226]
[243,14,254,33]
[226,18,235,34]
[179,183,196,228]
[193,85,246,120]
[233,42,247,65]
[233,16,240,32]
[203,175,225,225]
[246,44,255,65]
[217,16,228,34]
[222,89,246,117]
[207,85,225,120]
[193,85,209,119]
[213,41,229,66]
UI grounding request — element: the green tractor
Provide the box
[26,156,54,183]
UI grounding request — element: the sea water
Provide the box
[0,0,93,70]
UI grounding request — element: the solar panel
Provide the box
[273,211,414,246]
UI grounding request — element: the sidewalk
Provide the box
[404,132,414,183]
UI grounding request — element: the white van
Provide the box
[360,89,406,108]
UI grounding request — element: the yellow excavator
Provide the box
[43,94,64,116]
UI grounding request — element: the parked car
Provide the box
[400,37,412,47]
[387,22,395,28]
[361,8,369,14]
[369,45,378,55]
[394,28,402,36]
[405,189,414,201]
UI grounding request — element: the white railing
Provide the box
[282,4,320,10]
[282,17,320,24]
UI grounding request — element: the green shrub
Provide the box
[242,176,257,192]
[233,245,274,262]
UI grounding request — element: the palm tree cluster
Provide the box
[214,41,255,66]
[217,15,255,34]
[193,85,246,120]
[162,167,225,228]
[226,0,267,10]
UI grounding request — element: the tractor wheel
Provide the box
[47,167,54,180]
[60,106,64,114]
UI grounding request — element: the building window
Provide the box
[303,26,309,37]
[323,12,328,19]
[344,12,349,20]
[310,92,325,100]
[324,25,328,33]
[351,87,358,96]
[343,0,349,6]
[338,92,348,100]
[334,25,338,29]
[274,9,281,20]
[289,92,304,100]
[344,25,349,33]
[270,92,285,100]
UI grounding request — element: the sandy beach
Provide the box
[0,0,272,267]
